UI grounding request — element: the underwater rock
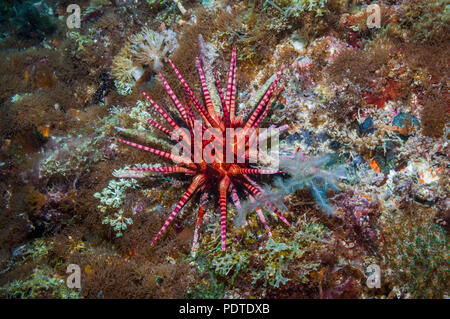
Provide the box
[391,112,420,137]
[300,129,315,146]
[412,185,436,205]
[329,140,342,150]
[29,191,71,235]
[355,117,375,136]
[11,1,57,40]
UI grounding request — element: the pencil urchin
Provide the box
[116,47,290,252]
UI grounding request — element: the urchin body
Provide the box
[117,49,289,251]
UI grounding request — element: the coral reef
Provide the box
[0,0,448,299]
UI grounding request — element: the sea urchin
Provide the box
[116,46,290,252]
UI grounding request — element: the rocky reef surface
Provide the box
[0,0,448,299]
